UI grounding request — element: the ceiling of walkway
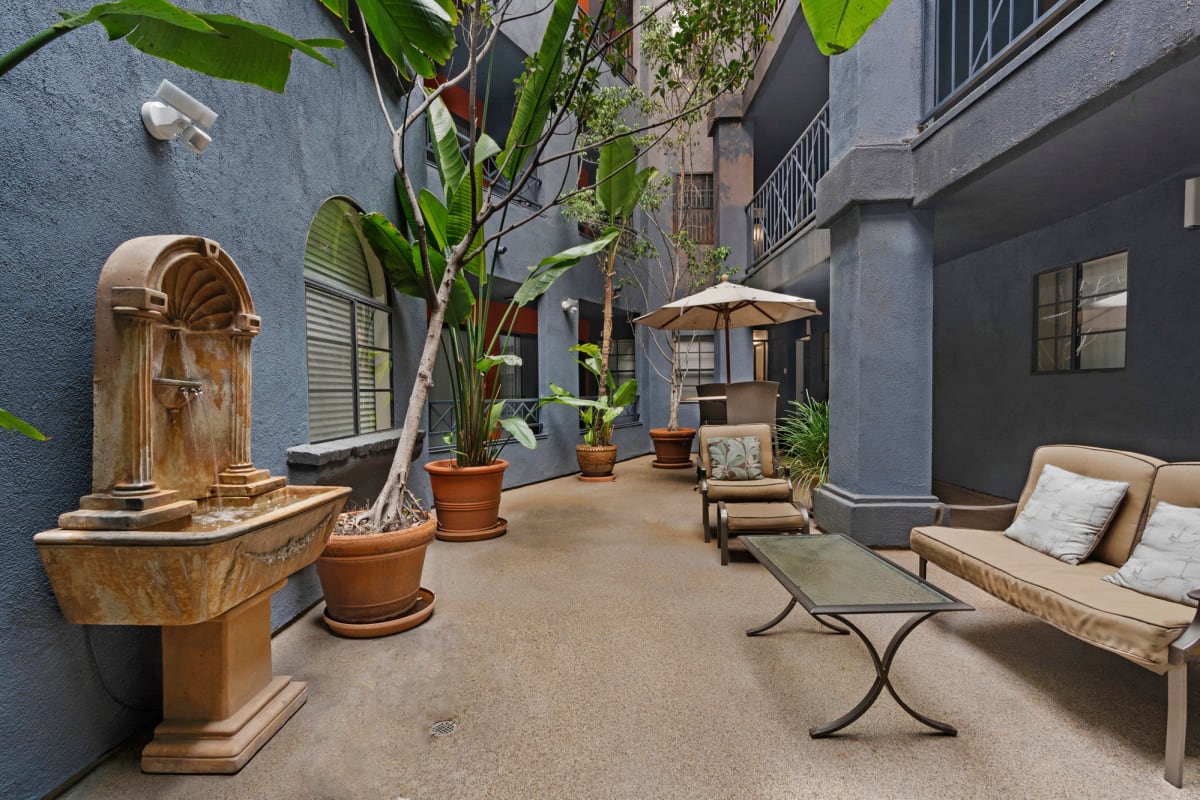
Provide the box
[926,46,1200,264]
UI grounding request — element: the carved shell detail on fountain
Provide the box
[162,257,238,332]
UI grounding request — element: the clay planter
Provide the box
[316,515,436,638]
[648,427,696,469]
[576,444,618,481]
[425,458,508,541]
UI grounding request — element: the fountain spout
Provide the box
[152,376,203,411]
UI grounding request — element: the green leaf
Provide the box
[81,6,342,93]
[360,212,423,296]
[513,232,618,306]
[426,247,474,325]
[499,0,577,182]
[355,0,457,79]
[0,408,48,441]
[611,378,638,407]
[621,167,657,222]
[597,135,635,220]
[476,353,522,372]
[418,189,449,252]
[55,1,214,34]
[473,134,501,166]
[800,0,893,56]
[317,0,350,27]
[446,165,485,278]
[499,417,537,450]
[427,94,466,206]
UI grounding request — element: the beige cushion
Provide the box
[705,478,791,503]
[911,525,1193,673]
[724,502,807,532]
[1017,445,1163,567]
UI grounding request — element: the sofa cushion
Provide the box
[707,436,763,480]
[1016,445,1163,567]
[1105,501,1200,606]
[1004,464,1129,565]
[911,525,1193,672]
[699,423,776,477]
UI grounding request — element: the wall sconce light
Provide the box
[1185,178,1200,230]
[800,318,813,342]
[141,80,218,154]
[751,208,766,255]
[561,298,579,314]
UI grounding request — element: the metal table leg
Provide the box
[747,598,848,637]
[808,611,957,738]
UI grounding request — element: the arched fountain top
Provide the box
[96,235,259,339]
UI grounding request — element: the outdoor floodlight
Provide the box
[141,80,218,154]
[561,298,579,314]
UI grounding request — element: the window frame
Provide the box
[673,172,715,245]
[303,197,396,444]
[1032,250,1128,375]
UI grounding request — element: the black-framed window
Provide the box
[609,338,637,388]
[303,197,394,442]
[1034,252,1127,373]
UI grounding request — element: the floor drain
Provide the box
[430,719,458,737]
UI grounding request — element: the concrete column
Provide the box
[710,95,756,382]
[813,203,937,544]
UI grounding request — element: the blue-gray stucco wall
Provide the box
[933,169,1200,500]
[0,3,649,797]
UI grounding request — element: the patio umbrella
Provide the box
[633,276,821,384]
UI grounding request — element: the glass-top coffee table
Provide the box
[742,533,972,737]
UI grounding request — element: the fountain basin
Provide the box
[35,485,350,626]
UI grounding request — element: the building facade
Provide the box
[717,0,1200,543]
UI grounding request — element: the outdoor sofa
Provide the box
[910,444,1200,787]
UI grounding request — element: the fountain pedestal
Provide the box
[141,580,305,773]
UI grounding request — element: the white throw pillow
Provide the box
[1104,501,1200,606]
[1003,464,1129,565]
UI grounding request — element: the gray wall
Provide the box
[0,3,649,797]
[933,169,1200,500]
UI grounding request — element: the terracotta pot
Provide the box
[576,444,618,481]
[317,516,435,634]
[424,458,508,541]
[648,427,696,469]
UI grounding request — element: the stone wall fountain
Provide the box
[35,235,350,774]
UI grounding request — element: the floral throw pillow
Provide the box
[1104,501,1200,606]
[1003,464,1129,565]
[707,436,764,481]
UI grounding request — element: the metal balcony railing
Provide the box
[747,102,829,266]
[427,131,542,208]
[427,398,543,450]
[930,0,1081,118]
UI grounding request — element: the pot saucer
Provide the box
[435,517,507,542]
[323,588,435,638]
[578,474,617,482]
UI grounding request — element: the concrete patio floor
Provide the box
[66,456,1199,799]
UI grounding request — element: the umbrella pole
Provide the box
[723,311,732,384]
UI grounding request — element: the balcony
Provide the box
[747,102,830,266]
[928,0,1084,120]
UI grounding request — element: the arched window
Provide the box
[303,197,393,442]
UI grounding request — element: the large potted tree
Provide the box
[312,0,791,635]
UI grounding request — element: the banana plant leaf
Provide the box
[499,0,576,182]
[34,2,343,92]
[512,232,618,307]
[321,0,456,79]
[0,408,47,441]
[800,0,893,56]
[360,212,473,323]
[427,94,467,206]
[596,136,656,224]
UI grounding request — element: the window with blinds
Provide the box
[303,197,394,443]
